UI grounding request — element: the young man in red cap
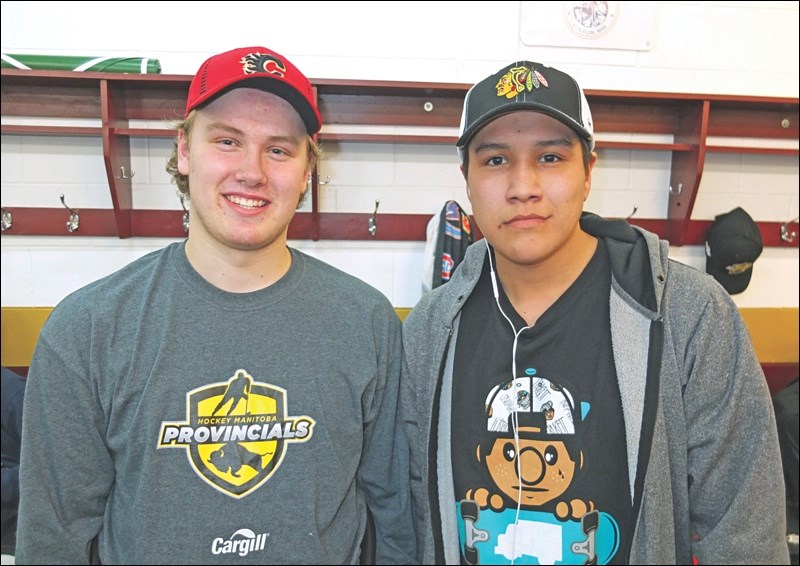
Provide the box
[402,61,788,564]
[17,47,415,565]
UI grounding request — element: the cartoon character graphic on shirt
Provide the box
[457,370,620,564]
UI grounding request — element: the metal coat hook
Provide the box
[781,216,799,243]
[1,207,11,231]
[368,199,380,237]
[669,183,683,195]
[116,166,135,180]
[59,193,80,232]
[179,192,190,234]
[626,205,638,220]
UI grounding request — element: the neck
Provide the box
[493,231,597,326]
[185,234,292,293]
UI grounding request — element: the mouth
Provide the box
[225,194,268,210]
[504,214,547,228]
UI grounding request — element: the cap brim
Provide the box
[196,76,320,135]
[456,102,592,149]
[706,258,753,295]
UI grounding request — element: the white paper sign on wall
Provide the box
[520,1,656,51]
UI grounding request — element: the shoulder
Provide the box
[406,241,485,328]
[43,245,175,333]
[773,380,798,423]
[665,258,737,312]
[661,258,751,348]
[404,283,448,331]
[1,367,26,398]
[1,368,26,418]
[292,249,397,316]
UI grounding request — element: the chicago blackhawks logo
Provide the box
[495,65,549,99]
[159,369,314,498]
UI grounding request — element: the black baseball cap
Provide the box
[705,207,763,295]
[457,60,594,161]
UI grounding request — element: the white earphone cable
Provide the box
[486,240,529,565]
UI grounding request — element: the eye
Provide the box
[544,445,558,465]
[539,153,561,163]
[503,442,517,462]
[486,155,507,167]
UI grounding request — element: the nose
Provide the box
[506,161,543,202]
[517,446,545,486]
[235,149,267,187]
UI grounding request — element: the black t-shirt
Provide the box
[451,241,633,564]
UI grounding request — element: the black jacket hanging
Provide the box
[431,200,474,290]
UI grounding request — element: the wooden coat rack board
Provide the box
[1,69,798,247]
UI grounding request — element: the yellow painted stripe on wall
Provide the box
[740,307,799,363]
[2,307,53,367]
[2,306,797,367]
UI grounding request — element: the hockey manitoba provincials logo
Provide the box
[159,369,315,498]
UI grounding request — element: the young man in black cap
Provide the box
[402,61,788,564]
[17,46,415,565]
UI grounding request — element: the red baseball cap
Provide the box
[185,46,322,135]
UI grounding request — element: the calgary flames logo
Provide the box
[159,370,314,498]
[240,52,286,78]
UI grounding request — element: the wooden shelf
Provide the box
[705,146,799,156]
[114,127,177,138]
[0,124,102,136]
[596,141,694,152]
[2,207,796,248]
[319,133,457,144]
[1,68,798,245]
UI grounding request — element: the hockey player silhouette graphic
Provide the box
[212,370,252,416]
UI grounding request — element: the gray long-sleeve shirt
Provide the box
[18,243,415,564]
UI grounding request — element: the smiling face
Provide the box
[177,88,312,254]
[464,111,596,271]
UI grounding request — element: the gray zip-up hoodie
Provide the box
[402,212,789,564]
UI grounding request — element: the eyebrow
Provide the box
[203,121,244,137]
[203,122,303,146]
[473,136,576,154]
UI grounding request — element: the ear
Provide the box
[475,444,482,463]
[177,130,191,176]
[583,151,597,202]
[461,163,472,200]
[578,450,584,470]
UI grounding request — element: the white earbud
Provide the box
[487,239,500,300]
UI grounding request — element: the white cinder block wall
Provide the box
[1,1,798,309]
